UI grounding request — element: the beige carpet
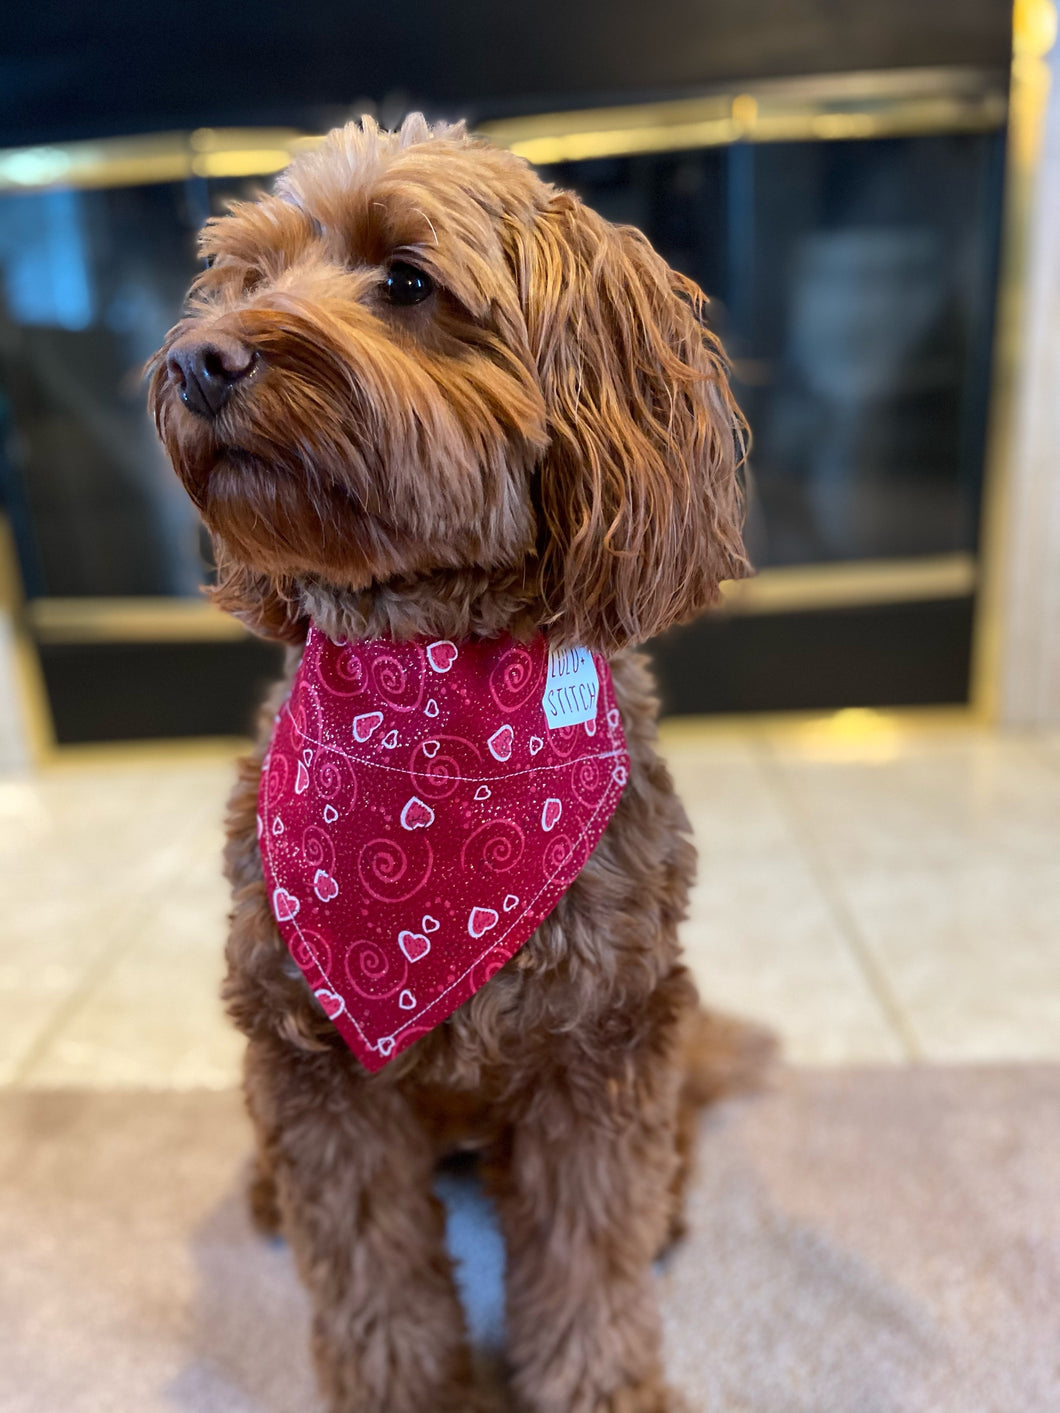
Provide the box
[1,1066,1058,1413]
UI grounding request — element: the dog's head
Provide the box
[149,114,748,651]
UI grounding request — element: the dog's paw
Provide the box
[587,1382,688,1413]
[328,1384,491,1413]
[444,1390,506,1413]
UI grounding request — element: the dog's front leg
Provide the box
[491,1012,686,1413]
[244,1037,474,1413]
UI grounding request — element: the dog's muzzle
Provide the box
[167,332,260,418]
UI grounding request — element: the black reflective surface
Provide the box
[544,130,1004,569]
[0,131,1004,600]
[0,176,248,597]
[0,125,1005,733]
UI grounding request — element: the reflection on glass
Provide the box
[0,176,258,598]
[0,130,1004,603]
[544,131,1003,569]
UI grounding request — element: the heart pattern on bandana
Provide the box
[400,797,435,831]
[468,906,499,938]
[353,712,383,742]
[315,988,346,1019]
[398,929,431,962]
[426,641,458,673]
[259,630,629,1071]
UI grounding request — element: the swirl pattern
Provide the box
[302,824,335,873]
[357,834,433,901]
[571,756,607,808]
[344,938,409,999]
[460,818,526,873]
[289,926,332,975]
[316,643,367,695]
[286,690,323,745]
[546,724,580,760]
[409,735,482,800]
[489,644,540,712]
[370,650,425,711]
[468,947,511,993]
[543,834,574,875]
[315,751,357,805]
[266,748,292,798]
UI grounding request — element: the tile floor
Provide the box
[2,712,1058,1089]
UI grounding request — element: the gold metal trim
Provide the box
[481,67,1007,165]
[38,735,249,768]
[971,0,1057,721]
[720,554,977,615]
[0,67,1008,194]
[28,596,248,644]
[0,517,56,761]
[25,554,977,652]
[658,703,978,746]
[0,127,318,194]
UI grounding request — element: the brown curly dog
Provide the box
[149,114,770,1413]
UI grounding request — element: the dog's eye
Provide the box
[383,262,434,307]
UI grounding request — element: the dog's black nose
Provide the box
[167,334,258,418]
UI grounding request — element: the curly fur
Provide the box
[149,114,768,1413]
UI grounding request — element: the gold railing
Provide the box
[23,554,977,650]
[0,67,1008,195]
[971,0,1057,719]
[0,127,314,193]
[480,67,1007,164]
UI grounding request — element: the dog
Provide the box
[149,113,765,1413]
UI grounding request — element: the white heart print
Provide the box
[400,797,435,830]
[352,711,383,742]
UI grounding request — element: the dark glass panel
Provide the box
[544,130,1004,570]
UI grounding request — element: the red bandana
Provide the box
[258,627,630,1071]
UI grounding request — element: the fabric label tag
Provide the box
[542,647,600,729]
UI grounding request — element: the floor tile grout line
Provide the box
[8,796,231,1088]
[1022,735,1060,778]
[7,885,178,1087]
[750,729,924,1062]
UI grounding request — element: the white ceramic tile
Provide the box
[0,755,238,1086]
[1030,731,1060,774]
[764,727,1060,872]
[664,735,794,860]
[751,721,1060,1060]
[0,893,141,1084]
[21,873,244,1089]
[682,849,907,1065]
[0,761,230,891]
[667,731,913,1062]
[837,861,1060,1061]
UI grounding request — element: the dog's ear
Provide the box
[508,190,749,651]
[208,539,309,645]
